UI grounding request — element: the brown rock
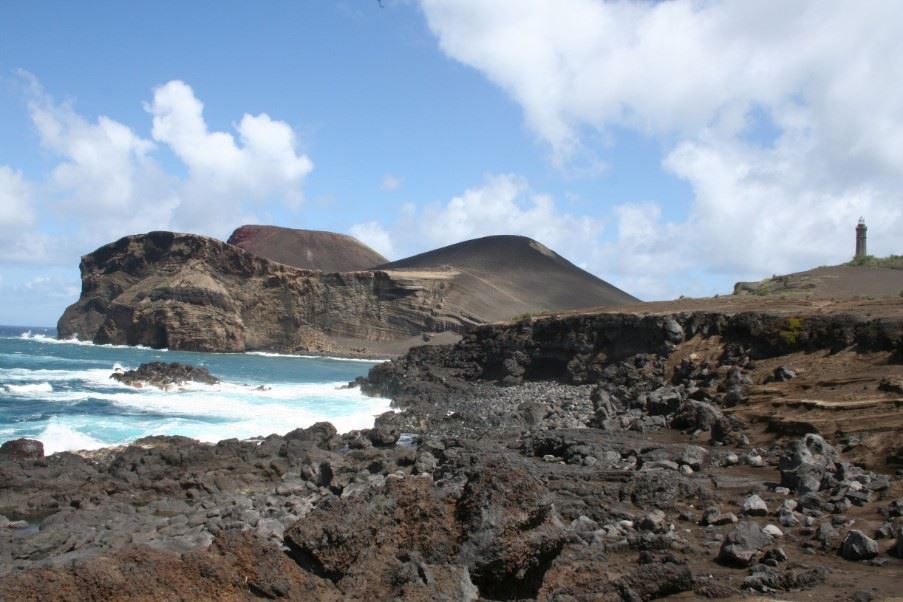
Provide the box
[0,438,44,460]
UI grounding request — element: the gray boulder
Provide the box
[742,494,769,517]
[779,434,839,495]
[718,521,771,567]
[839,530,878,561]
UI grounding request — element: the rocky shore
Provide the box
[3,305,903,600]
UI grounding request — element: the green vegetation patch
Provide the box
[778,316,805,346]
[846,254,903,269]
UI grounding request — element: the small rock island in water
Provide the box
[110,362,220,390]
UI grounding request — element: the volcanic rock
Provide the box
[110,362,219,389]
[0,438,44,460]
[742,494,769,517]
[779,434,840,495]
[839,530,879,561]
[718,521,771,567]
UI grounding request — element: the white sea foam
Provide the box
[38,421,109,454]
[245,351,386,363]
[1,334,390,452]
[4,382,53,394]
[1,366,128,387]
[16,332,163,351]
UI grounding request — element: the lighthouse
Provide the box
[855,217,867,259]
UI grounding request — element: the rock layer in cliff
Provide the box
[56,231,463,354]
[58,231,638,354]
[227,225,387,272]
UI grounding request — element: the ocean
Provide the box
[0,325,391,454]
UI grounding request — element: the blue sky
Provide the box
[1,1,901,326]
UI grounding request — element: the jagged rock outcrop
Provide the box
[57,232,472,353]
[57,231,637,353]
[227,225,387,272]
[110,362,219,389]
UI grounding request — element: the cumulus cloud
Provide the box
[420,0,903,296]
[363,174,603,271]
[0,165,49,263]
[417,174,600,256]
[0,166,33,231]
[147,81,313,230]
[18,74,314,248]
[349,221,395,259]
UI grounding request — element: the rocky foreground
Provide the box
[3,303,903,600]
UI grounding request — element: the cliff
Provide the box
[57,231,462,353]
[227,225,387,272]
[57,231,636,354]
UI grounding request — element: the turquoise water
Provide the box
[0,326,390,454]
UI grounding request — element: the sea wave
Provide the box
[244,351,387,362]
[13,332,388,362]
[38,420,109,455]
[4,382,53,394]
[26,388,392,454]
[1,365,127,387]
[15,331,164,351]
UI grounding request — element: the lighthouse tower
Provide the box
[855,217,868,259]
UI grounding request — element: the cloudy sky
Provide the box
[1,1,901,326]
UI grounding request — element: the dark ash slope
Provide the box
[379,235,638,321]
[228,225,387,272]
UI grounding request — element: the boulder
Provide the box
[839,530,879,561]
[110,362,219,389]
[768,366,797,383]
[639,509,667,532]
[878,377,903,395]
[0,438,44,460]
[742,494,769,517]
[718,521,771,567]
[779,434,839,495]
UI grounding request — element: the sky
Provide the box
[1,0,901,326]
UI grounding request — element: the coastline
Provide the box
[1,331,396,454]
[3,304,903,599]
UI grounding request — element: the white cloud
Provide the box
[417,174,600,256]
[380,174,402,192]
[0,166,50,263]
[147,80,313,230]
[23,72,179,243]
[349,221,395,259]
[366,174,603,270]
[419,0,903,295]
[17,75,314,250]
[0,166,33,231]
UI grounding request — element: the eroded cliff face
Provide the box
[57,231,471,353]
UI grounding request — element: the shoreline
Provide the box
[1,335,397,454]
[2,305,903,599]
[16,330,401,362]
